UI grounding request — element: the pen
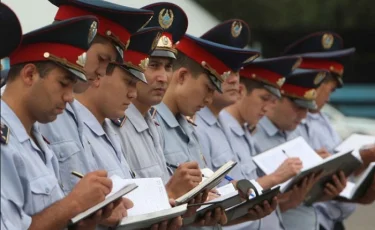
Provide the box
[166,162,179,169]
[71,171,84,179]
[282,149,290,158]
[225,175,234,182]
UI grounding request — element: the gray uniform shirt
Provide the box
[254,116,319,230]
[109,103,170,184]
[1,100,64,229]
[296,112,356,230]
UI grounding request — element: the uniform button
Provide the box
[45,188,50,193]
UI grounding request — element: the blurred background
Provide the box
[3,0,375,228]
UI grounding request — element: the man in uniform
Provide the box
[1,15,119,230]
[110,2,203,201]
[196,20,302,230]
[253,69,347,230]
[39,0,153,194]
[153,17,278,227]
[282,31,373,229]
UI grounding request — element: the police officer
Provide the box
[109,2,203,200]
[1,15,119,230]
[216,53,302,230]
[39,0,153,193]
[253,69,347,230]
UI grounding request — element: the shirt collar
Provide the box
[307,112,322,120]
[219,110,244,136]
[125,103,149,133]
[258,116,279,137]
[197,107,218,126]
[155,102,179,128]
[1,100,30,143]
[74,100,105,136]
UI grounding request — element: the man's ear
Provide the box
[238,83,247,99]
[175,67,189,85]
[20,63,39,86]
[91,74,101,88]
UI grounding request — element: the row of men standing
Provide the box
[1,1,374,230]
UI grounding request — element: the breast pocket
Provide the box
[164,151,189,166]
[30,174,62,214]
[211,149,233,171]
[49,141,82,193]
[236,152,258,180]
[134,164,164,179]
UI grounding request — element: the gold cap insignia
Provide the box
[243,54,260,64]
[76,52,87,67]
[276,77,286,87]
[314,72,326,85]
[88,21,98,44]
[157,35,173,48]
[292,57,302,70]
[231,21,242,38]
[152,32,162,50]
[304,89,317,100]
[322,33,334,49]
[159,9,174,29]
[222,71,231,80]
[125,39,130,50]
[139,58,149,70]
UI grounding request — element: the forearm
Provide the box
[256,174,278,190]
[30,196,81,230]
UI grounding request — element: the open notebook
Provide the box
[117,178,188,229]
[175,161,237,205]
[335,134,375,153]
[70,175,138,225]
[252,136,361,203]
[340,162,375,200]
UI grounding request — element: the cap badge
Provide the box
[159,9,174,29]
[76,52,87,67]
[276,77,286,87]
[88,21,98,44]
[304,89,317,100]
[322,33,334,49]
[152,32,162,50]
[231,21,242,38]
[314,72,326,85]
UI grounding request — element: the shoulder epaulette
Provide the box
[111,116,127,127]
[1,122,9,144]
[186,116,197,127]
[149,107,157,119]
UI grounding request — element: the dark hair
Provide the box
[6,61,56,83]
[323,72,338,84]
[173,52,206,78]
[239,77,265,94]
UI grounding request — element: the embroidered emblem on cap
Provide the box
[139,58,150,70]
[322,33,334,49]
[292,58,302,70]
[76,52,87,67]
[277,77,286,87]
[243,54,259,64]
[157,35,173,48]
[304,89,316,100]
[152,32,162,50]
[125,39,131,50]
[1,122,9,145]
[88,21,98,44]
[231,21,242,38]
[159,9,174,29]
[314,72,326,85]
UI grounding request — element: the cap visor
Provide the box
[118,65,147,84]
[299,47,356,59]
[151,50,176,59]
[292,98,317,110]
[207,74,222,93]
[264,85,281,98]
